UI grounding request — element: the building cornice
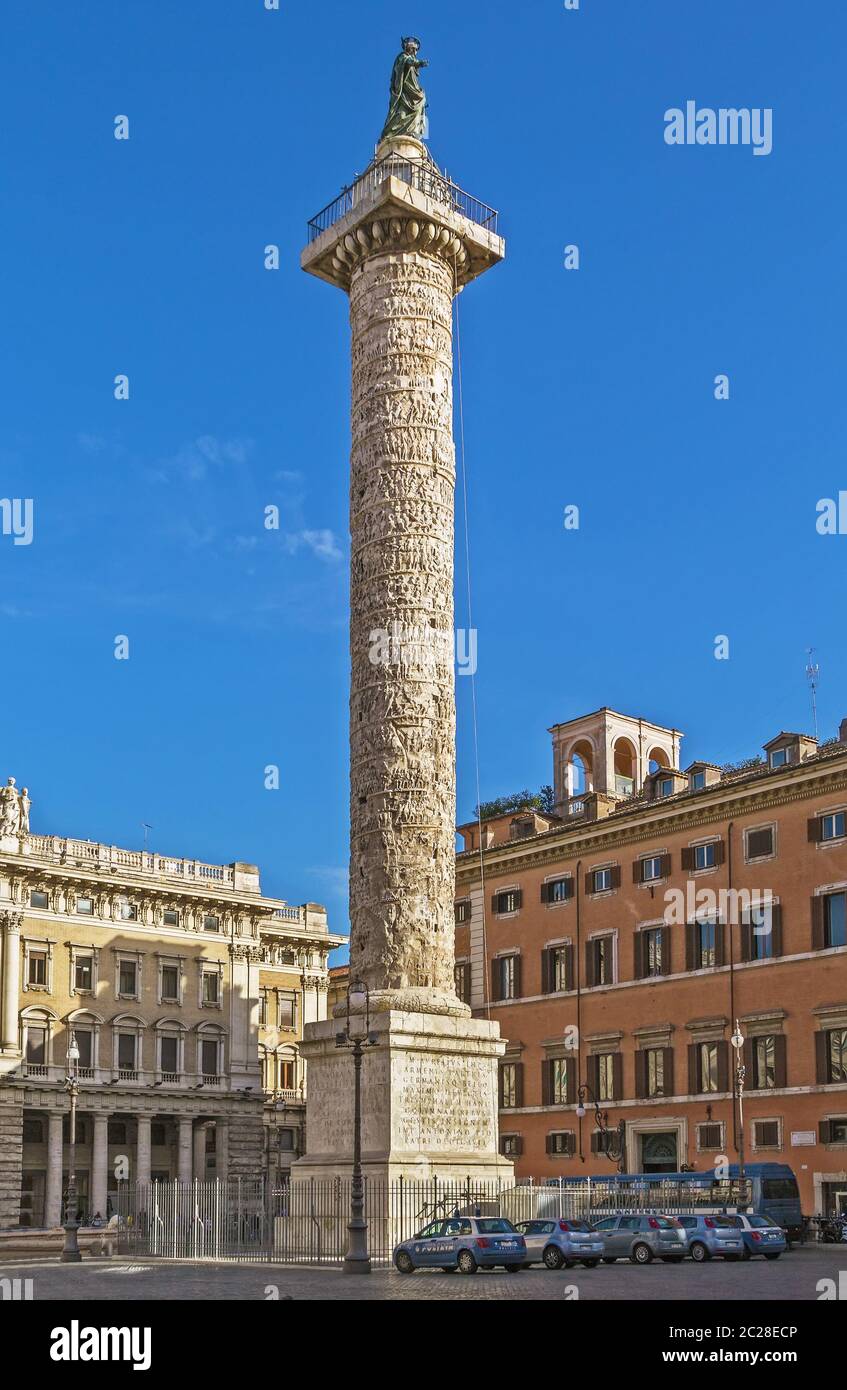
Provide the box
[456,754,847,884]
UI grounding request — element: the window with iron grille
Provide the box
[546,1131,575,1156]
[753,1119,780,1148]
[825,1029,847,1083]
[746,826,774,860]
[697,1122,723,1150]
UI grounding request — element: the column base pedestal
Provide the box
[293,1008,514,1186]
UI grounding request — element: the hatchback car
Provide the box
[515,1218,604,1269]
[393,1216,527,1274]
[727,1213,787,1259]
[593,1213,688,1264]
[677,1214,746,1261]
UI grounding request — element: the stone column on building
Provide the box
[1,910,22,1050]
[216,1118,229,1179]
[136,1114,152,1188]
[294,120,513,1182]
[177,1116,193,1183]
[44,1111,64,1227]
[90,1113,109,1219]
[193,1121,210,1183]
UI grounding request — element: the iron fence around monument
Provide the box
[125,1175,753,1265]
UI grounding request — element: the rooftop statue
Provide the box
[379,37,429,143]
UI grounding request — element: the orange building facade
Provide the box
[454,707,847,1218]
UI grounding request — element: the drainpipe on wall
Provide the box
[727,821,739,1156]
[575,858,584,1161]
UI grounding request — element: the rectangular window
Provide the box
[697,1122,723,1150]
[117,1033,136,1070]
[23,1117,44,1143]
[203,914,220,933]
[746,827,774,860]
[769,748,789,769]
[545,877,573,904]
[160,1036,178,1073]
[690,771,706,791]
[699,1042,719,1093]
[76,897,93,915]
[202,972,220,1005]
[753,1120,780,1148]
[75,1030,93,1068]
[501,1134,522,1156]
[754,1036,777,1089]
[596,1053,615,1103]
[828,1117,847,1143]
[454,900,470,924]
[493,889,521,915]
[74,955,93,991]
[497,956,517,1000]
[828,1030,847,1084]
[201,1040,219,1076]
[119,900,138,921]
[698,919,716,969]
[163,909,180,926]
[161,965,179,1002]
[278,1128,295,1151]
[501,1063,518,1109]
[27,952,47,986]
[25,1028,46,1064]
[825,892,847,949]
[694,843,715,871]
[592,867,612,893]
[550,1057,570,1104]
[118,960,137,996]
[646,1048,665,1097]
[454,961,471,1003]
[822,811,846,841]
[746,903,775,960]
[550,946,570,992]
[658,777,673,798]
[643,928,664,977]
[593,936,613,986]
[547,1131,574,1156]
[277,995,295,1028]
[641,856,663,882]
[278,1059,294,1091]
[29,890,48,909]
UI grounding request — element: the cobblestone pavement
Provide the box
[2,1245,844,1300]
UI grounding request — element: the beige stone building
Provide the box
[0,779,343,1228]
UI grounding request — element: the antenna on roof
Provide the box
[805,648,820,742]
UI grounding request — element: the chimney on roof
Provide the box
[839,718,847,745]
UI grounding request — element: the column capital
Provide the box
[0,909,23,935]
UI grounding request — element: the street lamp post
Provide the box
[60,1033,82,1263]
[576,1083,627,1173]
[731,1020,747,1187]
[336,981,377,1274]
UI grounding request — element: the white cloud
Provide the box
[282,529,343,563]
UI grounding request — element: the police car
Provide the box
[393,1216,527,1274]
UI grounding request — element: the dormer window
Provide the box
[769,747,790,769]
[690,771,705,791]
[658,777,674,798]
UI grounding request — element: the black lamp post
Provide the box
[731,1020,747,1187]
[335,981,377,1274]
[576,1083,627,1173]
[60,1032,83,1263]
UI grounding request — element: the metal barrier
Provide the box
[128,1175,752,1265]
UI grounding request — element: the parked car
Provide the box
[593,1214,687,1264]
[727,1213,787,1259]
[393,1216,527,1274]
[677,1214,746,1261]
[514,1218,605,1269]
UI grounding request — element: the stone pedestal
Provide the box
[295,1009,513,1183]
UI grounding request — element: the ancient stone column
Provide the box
[295,137,513,1182]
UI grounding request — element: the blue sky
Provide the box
[2,2,845,962]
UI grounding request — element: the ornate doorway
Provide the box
[640,1131,678,1173]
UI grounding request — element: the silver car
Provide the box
[593,1213,688,1264]
[677,1214,745,1261]
[515,1218,604,1269]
